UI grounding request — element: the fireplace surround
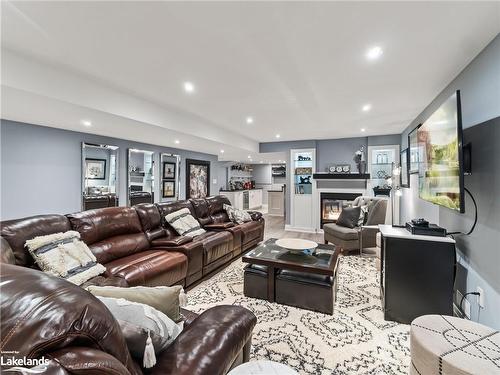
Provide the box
[320,192,362,228]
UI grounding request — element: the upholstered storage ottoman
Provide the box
[410,314,500,375]
[243,264,269,300]
[275,270,335,314]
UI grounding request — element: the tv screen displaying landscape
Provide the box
[418,91,463,212]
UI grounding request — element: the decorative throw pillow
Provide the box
[165,208,206,237]
[97,296,182,368]
[224,204,252,224]
[336,206,361,229]
[25,231,105,285]
[87,285,186,322]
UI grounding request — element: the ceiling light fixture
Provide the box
[275,134,281,139]
[183,82,195,93]
[366,46,383,61]
[362,104,372,112]
[260,161,263,164]
[247,155,251,159]
[81,120,92,127]
[361,128,366,132]
[246,117,254,124]
[220,149,225,153]
[174,139,180,144]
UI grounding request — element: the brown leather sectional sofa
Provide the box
[0,195,263,374]
[1,195,264,288]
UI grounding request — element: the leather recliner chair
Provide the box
[0,263,257,375]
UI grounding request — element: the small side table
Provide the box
[228,360,298,375]
[411,315,500,375]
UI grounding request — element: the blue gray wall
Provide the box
[260,134,401,224]
[0,120,227,219]
[399,35,500,329]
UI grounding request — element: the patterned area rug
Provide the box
[186,255,410,374]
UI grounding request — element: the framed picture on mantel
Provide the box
[186,159,210,199]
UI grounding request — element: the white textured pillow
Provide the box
[224,204,252,224]
[25,231,105,285]
[165,208,206,237]
[97,296,182,368]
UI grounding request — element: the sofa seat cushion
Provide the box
[149,305,256,375]
[238,221,262,244]
[323,223,359,241]
[105,250,187,287]
[194,231,233,265]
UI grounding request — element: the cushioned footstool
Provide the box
[275,270,335,314]
[410,314,500,375]
[243,264,269,300]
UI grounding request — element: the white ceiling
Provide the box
[1,1,499,159]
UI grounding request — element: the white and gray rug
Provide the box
[186,255,410,374]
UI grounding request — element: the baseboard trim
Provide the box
[284,225,317,233]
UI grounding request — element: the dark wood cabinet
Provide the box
[379,225,456,324]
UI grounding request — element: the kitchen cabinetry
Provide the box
[221,189,262,210]
[249,189,262,209]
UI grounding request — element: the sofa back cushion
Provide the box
[134,203,166,242]
[0,214,71,267]
[67,207,149,264]
[190,198,212,226]
[206,196,231,223]
[0,263,139,375]
[156,200,196,237]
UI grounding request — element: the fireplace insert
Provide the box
[320,192,362,228]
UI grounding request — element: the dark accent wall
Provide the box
[0,120,227,219]
[399,34,500,329]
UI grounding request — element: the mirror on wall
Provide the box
[160,153,181,202]
[81,142,119,211]
[128,149,155,206]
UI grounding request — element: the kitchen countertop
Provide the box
[220,188,263,192]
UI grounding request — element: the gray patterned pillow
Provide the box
[165,208,206,237]
[224,204,252,224]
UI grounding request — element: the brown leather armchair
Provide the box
[0,263,257,375]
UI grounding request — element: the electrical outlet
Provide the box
[463,296,471,318]
[477,286,485,308]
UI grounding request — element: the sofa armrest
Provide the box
[360,226,379,249]
[204,222,235,230]
[180,307,199,327]
[152,236,193,247]
[151,305,257,375]
[48,347,136,375]
[247,210,263,221]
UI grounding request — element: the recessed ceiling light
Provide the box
[220,149,225,153]
[362,104,372,112]
[174,139,180,144]
[183,82,195,93]
[366,46,383,60]
[81,120,92,127]
[361,128,366,132]
[260,161,263,164]
[275,134,281,139]
[247,155,251,159]
[278,160,282,163]
[246,117,254,124]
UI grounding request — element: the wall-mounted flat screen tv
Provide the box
[418,90,465,213]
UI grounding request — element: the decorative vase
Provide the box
[357,161,367,174]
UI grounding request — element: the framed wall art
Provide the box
[85,158,106,180]
[186,159,210,199]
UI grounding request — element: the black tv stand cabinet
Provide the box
[379,225,456,324]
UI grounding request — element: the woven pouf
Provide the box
[410,315,500,375]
